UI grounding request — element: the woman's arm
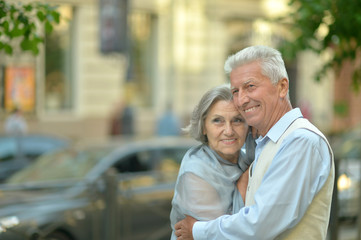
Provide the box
[236,168,249,203]
[177,172,224,220]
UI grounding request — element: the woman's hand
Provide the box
[175,215,197,240]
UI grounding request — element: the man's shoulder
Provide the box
[284,127,329,149]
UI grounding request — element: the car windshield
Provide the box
[6,148,110,184]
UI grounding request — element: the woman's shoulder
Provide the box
[184,144,214,159]
[181,144,212,168]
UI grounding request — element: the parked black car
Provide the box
[0,137,197,240]
[0,134,70,182]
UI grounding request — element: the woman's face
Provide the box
[203,100,248,163]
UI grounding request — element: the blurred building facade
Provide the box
[0,0,359,141]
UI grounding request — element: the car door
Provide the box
[114,146,187,240]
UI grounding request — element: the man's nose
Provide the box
[234,91,249,107]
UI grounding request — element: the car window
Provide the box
[0,154,16,163]
[113,147,187,174]
[153,148,186,172]
[114,153,148,172]
[6,148,109,184]
[0,153,41,163]
[114,146,189,201]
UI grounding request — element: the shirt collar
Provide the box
[262,108,303,143]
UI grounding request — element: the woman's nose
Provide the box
[224,123,234,135]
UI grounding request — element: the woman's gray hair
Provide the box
[183,84,233,143]
[224,45,289,86]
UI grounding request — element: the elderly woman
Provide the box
[170,84,255,239]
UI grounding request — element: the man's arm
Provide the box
[176,129,332,240]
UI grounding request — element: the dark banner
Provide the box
[99,0,128,53]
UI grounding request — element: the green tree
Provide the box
[278,0,361,91]
[0,0,60,55]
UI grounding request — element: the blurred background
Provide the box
[0,0,360,140]
[2,0,360,141]
[0,0,360,239]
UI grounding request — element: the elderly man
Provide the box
[174,45,334,240]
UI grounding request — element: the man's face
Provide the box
[230,61,287,136]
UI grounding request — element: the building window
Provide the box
[128,12,157,107]
[44,6,73,111]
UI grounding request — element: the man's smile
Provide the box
[243,105,260,113]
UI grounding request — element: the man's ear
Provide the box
[278,78,289,98]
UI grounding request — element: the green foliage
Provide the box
[0,0,60,55]
[333,101,349,117]
[277,0,361,91]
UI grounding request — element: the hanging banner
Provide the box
[4,66,35,112]
[99,0,128,53]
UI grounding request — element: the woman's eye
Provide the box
[212,118,222,123]
[233,118,244,124]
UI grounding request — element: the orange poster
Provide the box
[4,66,35,112]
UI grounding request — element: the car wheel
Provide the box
[45,232,72,240]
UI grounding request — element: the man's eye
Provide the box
[232,89,239,95]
